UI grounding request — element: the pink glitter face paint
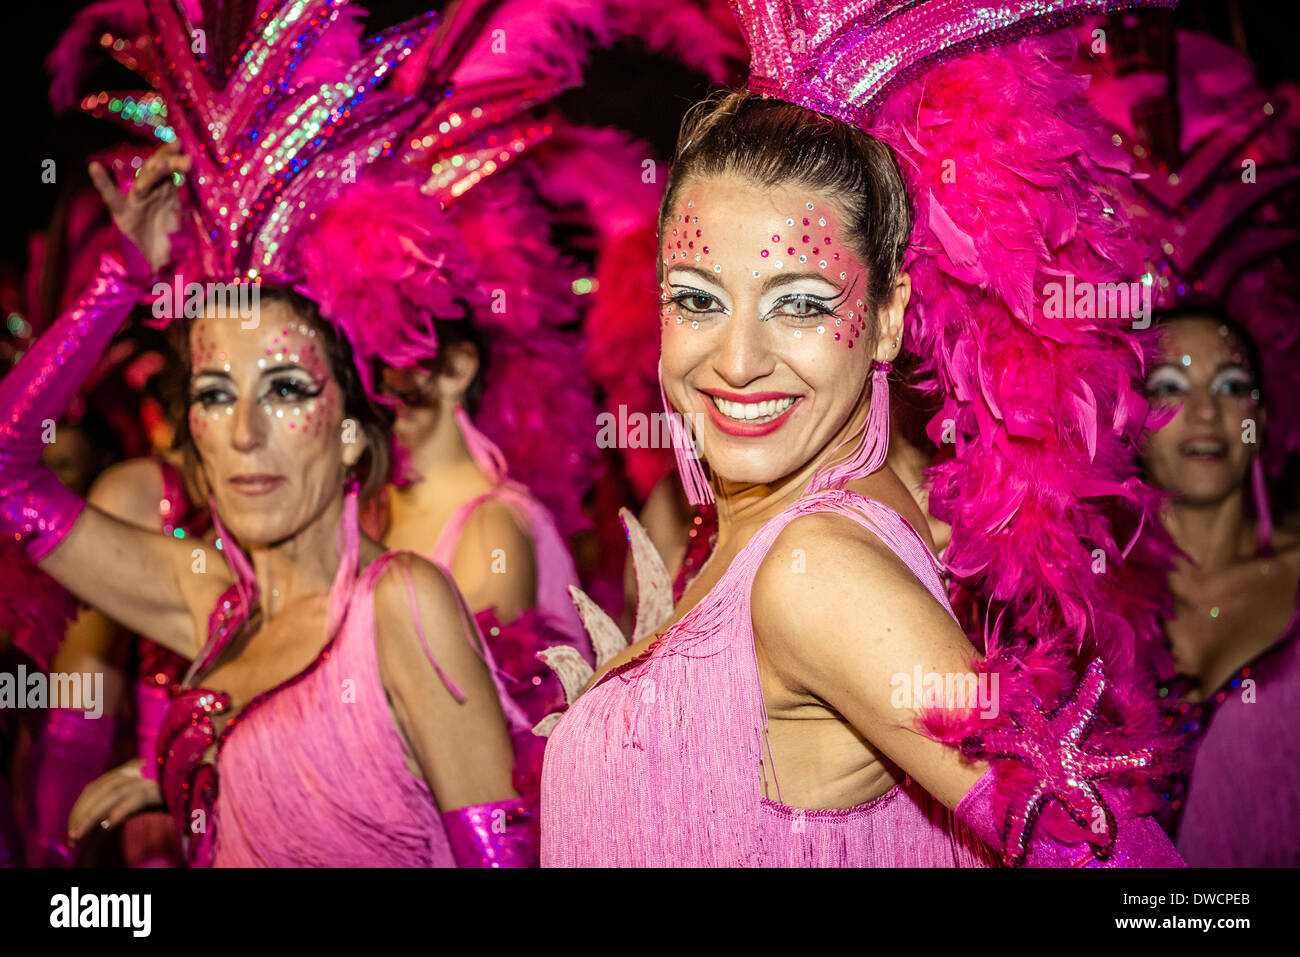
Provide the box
[660,188,869,349]
[184,299,360,544]
[657,177,884,499]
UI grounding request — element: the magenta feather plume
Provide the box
[917,646,1185,843]
[528,125,677,500]
[607,0,749,85]
[444,164,600,538]
[297,179,484,402]
[866,32,1177,691]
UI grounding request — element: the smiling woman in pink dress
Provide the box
[539,0,1186,868]
[1,1,539,867]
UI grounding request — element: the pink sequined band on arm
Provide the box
[0,250,150,561]
[441,796,539,868]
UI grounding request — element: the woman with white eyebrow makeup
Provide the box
[0,0,549,867]
[3,144,528,868]
[537,0,1186,868]
[1140,308,1300,866]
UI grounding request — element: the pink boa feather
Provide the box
[866,32,1178,695]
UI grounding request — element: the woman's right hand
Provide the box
[67,759,164,845]
[88,140,191,274]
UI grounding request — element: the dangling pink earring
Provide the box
[807,359,892,494]
[1251,456,1274,556]
[658,359,713,505]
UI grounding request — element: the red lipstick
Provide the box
[700,390,801,438]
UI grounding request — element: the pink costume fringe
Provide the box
[158,486,536,866]
[543,490,998,866]
[657,360,713,507]
[806,361,893,495]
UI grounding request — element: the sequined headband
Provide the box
[729,0,1179,128]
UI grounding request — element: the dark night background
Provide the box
[1,0,1295,281]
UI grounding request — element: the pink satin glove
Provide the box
[441,796,538,868]
[0,244,151,560]
[950,659,1186,868]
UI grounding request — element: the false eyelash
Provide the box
[266,377,324,401]
[767,294,836,318]
[827,275,859,312]
[663,288,724,312]
[763,276,858,322]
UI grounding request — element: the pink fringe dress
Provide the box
[156,494,481,867]
[1174,581,1300,866]
[541,489,998,867]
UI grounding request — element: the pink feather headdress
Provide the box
[48,0,720,543]
[727,1,1182,704]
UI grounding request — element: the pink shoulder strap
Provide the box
[354,549,533,733]
[430,489,503,567]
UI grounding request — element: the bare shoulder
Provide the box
[372,551,464,632]
[86,457,166,528]
[456,497,535,558]
[754,508,920,611]
[752,509,964,694]
[449,496,537,619]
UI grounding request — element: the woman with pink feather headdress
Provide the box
[0,0,622,867]
[0,139,217,868]
[31,0,605,859]
[536,0,1189,868]
[1075,17,1300,866]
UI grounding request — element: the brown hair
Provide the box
[660,90,913,341]
[380,314,491,419]
[170,286,395,502]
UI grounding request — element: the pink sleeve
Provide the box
[0,244,151,560]
[441,796,538,868]
[933,658,1186,868]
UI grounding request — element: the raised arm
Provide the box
[374,553,536,866]
[0,145,231,658]
[753,512,1183,867]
